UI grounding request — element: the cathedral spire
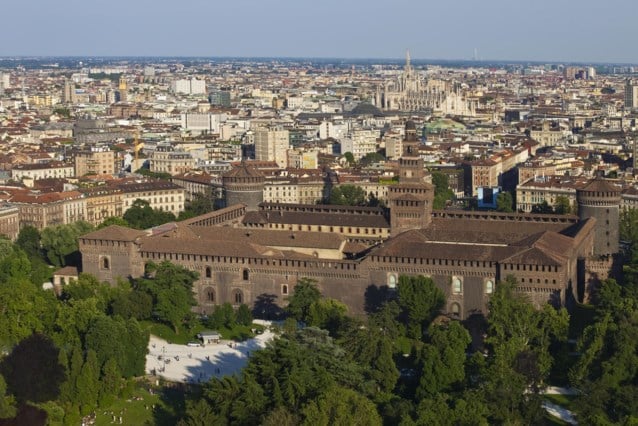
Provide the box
[405,49,411,71]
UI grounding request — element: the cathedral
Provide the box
[79,122,617,319]
[375,51,476,116]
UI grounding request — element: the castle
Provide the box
[79,122,619,318]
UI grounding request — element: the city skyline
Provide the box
[3,0,638,64]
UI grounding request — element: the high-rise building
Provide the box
[171,78,206,95]
[625,79,638,110]
[209,89,231,107]
[254,127,290,168]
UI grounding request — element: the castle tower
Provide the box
[388,121,433,235]
[576,178,621,256]
[222,163,265,211]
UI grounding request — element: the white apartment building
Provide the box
[11,162,75,182]
[181,112,227,134]
[171,78,207,95]
[340,129,380,160]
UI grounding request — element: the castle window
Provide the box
[485,280,494,294]
[281,284,288,295]
[450,302,461,317]
[388,273,398,289]
[101,256,110,270]
[233,290,243,304]
[205,288,215,303]
[243,269,249,281]
[205,267,212,278]
[452,277,462,295]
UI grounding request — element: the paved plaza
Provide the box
[145,324,275,383]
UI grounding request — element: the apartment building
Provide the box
[254,127,290,169]
[11,161,75,182]
[75,147,116,177]
[0,205,19,240]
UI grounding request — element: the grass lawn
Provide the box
[94,383,188,426]
[141,320,265,344]
[544,393,577,410]
[219,323,264,341]
[140,321,206,345]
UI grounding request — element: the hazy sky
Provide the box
[3,0,637,63]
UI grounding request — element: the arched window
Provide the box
[205,288,215,303]
[205,266,212,278]
[101,257,110,270]
[452,277,462,295]
[282,284,288,295]
[451,303,461,317]
[233,290,243,304]
[388,274,397,289]
[242,269,249,281]
[485,280,494,294]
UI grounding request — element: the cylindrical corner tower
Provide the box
[576,178,621,256]
[222,163,265,211]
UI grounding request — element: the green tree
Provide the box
[301,386,381,426]
[15,225,42,259]
[178,193,215,221]
[360,152,385,166]
[620,208,638,244]
[98,358,120,408]
[286,278,322,323]
[97,216,129,229]
[40,221,94,267]
[76,350,99,415]
[554,195,572,214]
[416,321,471,399]
[178,398,222,426]
[431,171,455,210]
[307,298,348,336]
[397,275,445,340]
[0,334,66,404]
[343,152,355,165]
[329,185,367,206]
[139,261,199,333]
[123,199,176,230]
[208,303,236,329]
[496,191,513,213]
[531,200,554,214]
[342,324,399,393]
[0,375,16,419]
[236,304,253,326]
[0,277,52,348]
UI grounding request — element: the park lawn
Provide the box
[141,320,266,343]
[94,385,186,426]
[544,393,577,410]
[218,323,265,341]
[140,321,206,345]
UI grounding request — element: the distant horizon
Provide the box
[0,54,636,67]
